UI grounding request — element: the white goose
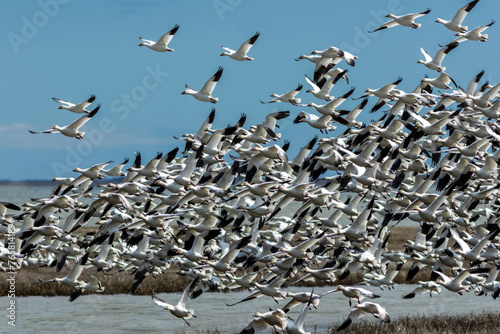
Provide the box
[417,42,459,72]
[435,0,480,33]
[304,71,348,101]
[29,105,100,139]
[38,253,88,287]
[68,275,105,302]
[329,285,381,306]
[337,302,391,331]
[152,276,200,326]
[220,31,260,61]
[452,20,495,43]
[260,84,303,104]
[421,72,457,90]
[434,267,490,294]
[181,66,223,103]
[139,24,179,52]
[293,111,335,133]
[368,8,431,32]
[52,95,96,113]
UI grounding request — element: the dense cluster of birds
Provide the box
[3,1,500,332]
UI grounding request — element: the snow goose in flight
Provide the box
[328,285,381,306]
[353,77,403,113]
[240,309,288,333]
[417,42,459,72]
[52,95,96,113]
[434,267,490,294]
[401,281,441,299]
[29,105,100,139]
[285,292,315,334]
[139,24,179,52]
[435,0,480,33]
[304,71,348,101]
[182,66,223,103]
[220,31,259,61]
[421,72,457,90]
[450,227,500,263]
[298,87,355,116]
[311,46,357,66]
[152,276,200,326]
[466,82,500,108]
[451,20,495,43]
[38,253,88,287]
[68,275,105,302]
[260,84,303,104]
[103,158,130,177]
[337,302,391,331]
[368,8,431,32]
[293,111,336,133]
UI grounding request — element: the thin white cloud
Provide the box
[0,123,31,132]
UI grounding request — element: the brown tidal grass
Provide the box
[327,313,500,334]
[1,226,423,296]
[0,262,190,297]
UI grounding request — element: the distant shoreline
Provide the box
[0,178,124,187]
[0,180,56,186]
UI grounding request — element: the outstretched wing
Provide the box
[152,295,170,308]
[236,31,260,55]
[157,24,179,46]
[52,97,74,107]
[200,67,223,95]
[29,129,58,134]
[368,19,399,33]
[67,105,100,130]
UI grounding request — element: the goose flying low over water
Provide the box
[338,302,391,331]
[182,67,223,103]
[29,105,100,139]
[368,8,431,32]
[152,276,200,326]
[220,31,260,61]
[139,24,180,52]
[52,95,96,113]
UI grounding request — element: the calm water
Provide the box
[2,285,499,333]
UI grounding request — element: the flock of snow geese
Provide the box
[3,1,500,332]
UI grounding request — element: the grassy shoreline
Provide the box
[179,313,500,334]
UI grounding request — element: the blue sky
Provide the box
[1,0,499,180]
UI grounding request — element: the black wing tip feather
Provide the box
[465,0,480,12]
[368,26,387,33]
[249,31,260,44]
[213,67,224,81]
[88,104,101,117]
[338,318,352,331]
[170,24,180,34]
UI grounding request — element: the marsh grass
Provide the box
[328,312,500,334]
[1,262,190,297]
[1,226,428,296]
[174,313,500,334]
